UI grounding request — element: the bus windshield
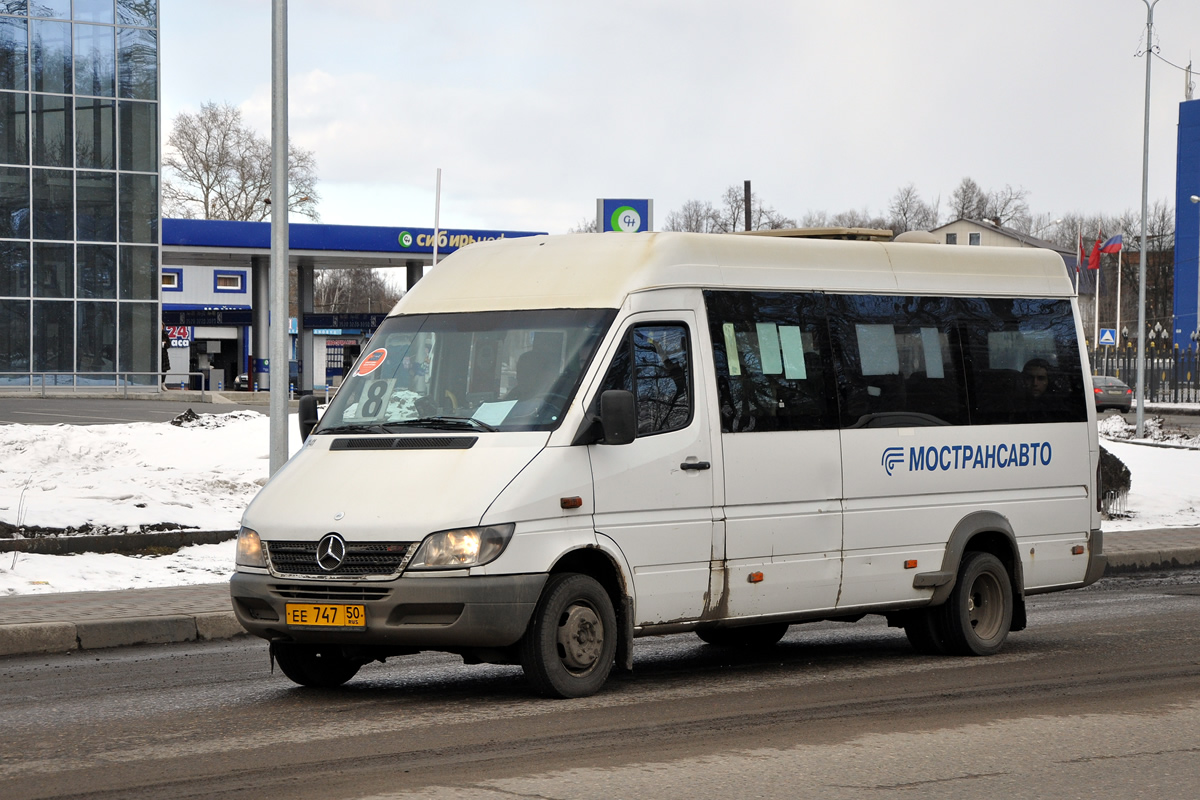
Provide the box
[317,308,616,434]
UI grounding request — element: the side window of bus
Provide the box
[826,295,969,428]
[957,298,1087,425]
[704,290,837,433]
[599,324,692,436]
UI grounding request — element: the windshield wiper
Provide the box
[383,416,499,433]
[313,424,393,435]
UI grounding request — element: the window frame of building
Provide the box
[161,266,181,292]
[213,269,245,294]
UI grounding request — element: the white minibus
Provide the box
[231,232,1106,698]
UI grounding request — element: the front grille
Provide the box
[271,584,393,602]
[265,540,415,578]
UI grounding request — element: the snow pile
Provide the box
[0,410,298,535]
[1098,414,1200,448]
[1,540,236,594]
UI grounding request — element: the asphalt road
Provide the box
[2,571,1199,800]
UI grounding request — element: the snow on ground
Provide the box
[0,410,1197,596]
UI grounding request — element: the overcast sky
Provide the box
[160,1,1200,235]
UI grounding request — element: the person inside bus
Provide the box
[505,349,556,402]
[1022,357,1062,422]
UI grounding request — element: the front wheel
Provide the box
[520,573,617,698]
[937,551,1013,656]
[273,643,362,688]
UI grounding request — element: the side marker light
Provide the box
[560,496,583,509]
[1071,545,1085,555]
[748,571,764,583]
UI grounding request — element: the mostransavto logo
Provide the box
[882,442,1053,475]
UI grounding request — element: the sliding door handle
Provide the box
[680,461,711,471]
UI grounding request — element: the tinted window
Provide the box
[826,294,968,428]
[0,17,29,92]
[75,96,114,168]
[0,90,28,164]
[74,23,115,97]
[116,26,155,99]
[705,289,837,433]
[957,298,1087,425]
[0,298,30,372]
[600,323,692,436]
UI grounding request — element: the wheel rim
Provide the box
[556,602,603,673]
[966,570,1005,641]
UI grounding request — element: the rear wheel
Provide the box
[520,573,617,698]
[696,622,789,648]
[937,551,1013,656]
[273,643,362,688]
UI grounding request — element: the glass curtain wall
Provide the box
[0,1,158,386]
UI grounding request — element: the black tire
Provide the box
[903,609,948,655]
[519,573,617,698]
[695,622,789,648]
[937,551,1013,656]
[273,643,362,688]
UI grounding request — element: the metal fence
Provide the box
[1090,347,1200,404]
[0,372,209,401]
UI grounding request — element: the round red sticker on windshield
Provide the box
[356,348,387,376]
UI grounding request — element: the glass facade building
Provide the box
[0,0,158,386]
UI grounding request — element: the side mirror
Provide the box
[298,395,319,442]
[599,389,636,445]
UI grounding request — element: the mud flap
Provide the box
[617,596,634,672]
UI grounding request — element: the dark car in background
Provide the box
[1092,375,1132,413]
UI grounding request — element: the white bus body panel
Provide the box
[721,430,843,617]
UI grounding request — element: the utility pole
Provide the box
[1135,0,1160,438]
[743,180,752,231]
[269,0,289,473]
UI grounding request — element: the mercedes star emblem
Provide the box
[315,533,347,572]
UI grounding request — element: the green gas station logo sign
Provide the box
[598,198,652,233]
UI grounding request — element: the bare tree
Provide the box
[667,185,796,234]
[163,101,320,222]
[568,217,598,233]
[949,177,988,220]
[314,268,402,314]
[983,184,1031,229]
[887,183,940,232]
[663,199,719,233]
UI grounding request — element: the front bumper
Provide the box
[230,571,547,648]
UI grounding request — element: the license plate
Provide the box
[285,603,366,628]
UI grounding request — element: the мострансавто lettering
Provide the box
[907,442,1052,472]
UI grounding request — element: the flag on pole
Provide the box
[1076,232,1086,273]
[1099,233,1123,254]
[1087,230,1103,270]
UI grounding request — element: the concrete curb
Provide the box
[1103,547,1200,573]
[0,612,246,657]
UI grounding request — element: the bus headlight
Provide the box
[408,524,515,570]
[236,527,266,568]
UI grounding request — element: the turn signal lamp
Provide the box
[748,571,764,583]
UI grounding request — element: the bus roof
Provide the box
[390,231,1075,315]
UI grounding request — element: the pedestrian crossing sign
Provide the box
[1099,328,1117,346]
